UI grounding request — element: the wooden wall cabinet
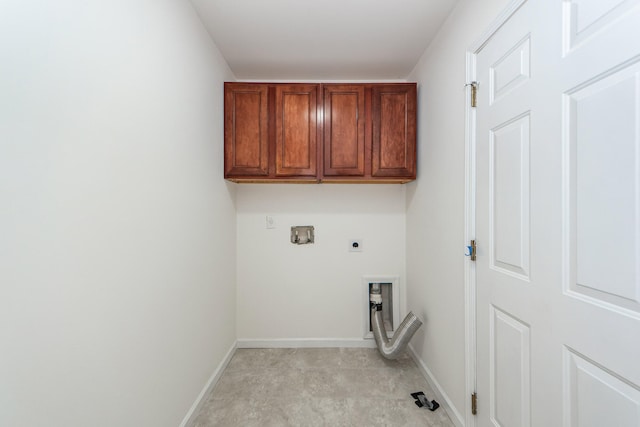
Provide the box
[224,84,269,178]
[275,84,319,179]
[224,82,416,183]
[322,84,366,178]
[371,84,416,179]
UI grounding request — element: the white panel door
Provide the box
[474,0,640,426]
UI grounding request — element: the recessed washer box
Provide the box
[362,276,400,339]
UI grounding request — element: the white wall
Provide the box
[405,0,511,423]
[237,185,406,342]
[0,1,236,426]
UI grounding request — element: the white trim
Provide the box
[236,338,377,349]
[464,48,478,427]
[465,1,530,426]
[468,0,528,53]
[180,342,237,427]
[361,275,400,339]
[408,344,464,427]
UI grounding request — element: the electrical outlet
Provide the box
[349,239,363,252]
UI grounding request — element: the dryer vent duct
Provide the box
[370,284,422,359]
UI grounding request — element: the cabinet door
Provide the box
[322,85,366,177]
[224,83,269,177]
[275,84,318,177]
[371,84,417,178]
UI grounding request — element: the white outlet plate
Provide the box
[349,239,363,252]
[266,215,275,229]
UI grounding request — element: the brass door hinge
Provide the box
[472,392,477,415]
[466,240,477,261]
[466,81,478,107]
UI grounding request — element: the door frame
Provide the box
[463,1,528,426]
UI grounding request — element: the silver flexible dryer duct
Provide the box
[371,305,422,359]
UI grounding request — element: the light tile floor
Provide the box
[192,348,454,427]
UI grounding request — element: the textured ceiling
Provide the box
[191,0,459,80]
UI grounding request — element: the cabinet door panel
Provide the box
[224,84,269,177]
[323,85,365,176]
[372,84,417,178]
[275,85,318,177]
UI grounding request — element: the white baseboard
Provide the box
[237,338,377,349]
[180,342,237,427]
[408,344,465,427]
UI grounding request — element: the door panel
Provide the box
[323,85,365,176]
[490,113,530,280]
[474,0,640,426]
[564,347,640,427]
[275,84,318,177]
[490,35,531,105]
[566,61,640,312]
[224,84,269,177]
[564,0,639,52]
[490,306,531,427]
[371,85,416,178]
